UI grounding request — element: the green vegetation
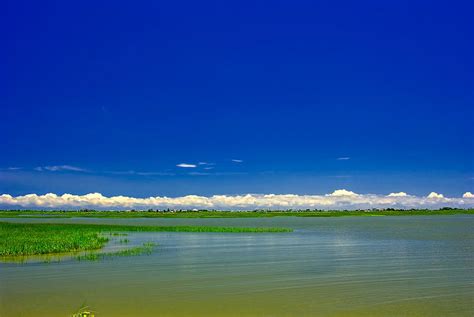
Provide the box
[0,208,473,219]
[77,242,157,261]
[0,222,109,256]
[0,222,291,257]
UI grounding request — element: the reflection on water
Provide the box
[1,215,473,316]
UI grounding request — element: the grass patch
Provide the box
[77,242,157,261]
[109,232,128,236]
[0,222,291,257]
[0,222,109,256]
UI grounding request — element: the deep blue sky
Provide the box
[1,0,473,197]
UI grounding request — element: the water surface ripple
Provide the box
[1,215,473,316]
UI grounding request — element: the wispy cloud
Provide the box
[198,162,215,166]
[135,171,175,176]
[188,172,211,176]
[231,159,243,163]
[107,170,175,176]
[176,163,197,168]
[188,171,247,176]
[337,157,350,160]
[35,165,87,172]
[214,172,248,176]
[0,167,22,171]
[1,190,472,210]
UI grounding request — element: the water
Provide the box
[1,215,473,316]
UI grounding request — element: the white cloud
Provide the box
[1,189,471,210]
[337,157,350,160]
[427,192,444,199]
[327,189,358,197]
[388,192,408,197]
[35,165,87,172]
[176,163,197,168]
[231,159,243,163]
[463,192,474,198]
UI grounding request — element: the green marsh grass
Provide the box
[77,242,157,261]
[0,222,291,257]
[0,222,109,256]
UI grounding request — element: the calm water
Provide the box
[1,216,473,316]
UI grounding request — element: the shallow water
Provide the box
[1,215,473,316]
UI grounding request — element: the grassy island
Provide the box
[0,222,292,257]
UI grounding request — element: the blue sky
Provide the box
[1,0,473,201]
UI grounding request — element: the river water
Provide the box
[1,215,473,316]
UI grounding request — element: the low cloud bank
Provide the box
[1,190,473,210]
